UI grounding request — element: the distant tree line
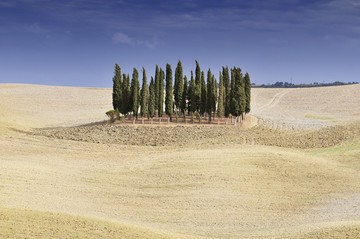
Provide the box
[253,81,359,88]
[111,60,251,125]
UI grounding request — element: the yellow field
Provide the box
[1,83,360,238]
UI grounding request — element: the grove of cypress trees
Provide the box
[231,68,246,125]
[217,71,224,118]
[244,72,251,115]
[148,77,155,120]
[181,75,188,115]
[140,67,148,118]
[131,67,140,119]
[154,65,160,111]
[112,64,122,112]
[200,71,207,115]
[174,60,183,112]
[158,68,165,118]
[165,63,173,121]
[223,66,231,118]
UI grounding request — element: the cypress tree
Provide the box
[131,67,140,119]
[189,71,196,113]
[174,60,183,112]
[112,64,122,111]
[207,69,213,121]
[181,75,188,115]
[126,74,132,115]
[231,68,246,124]
[154,65,160,111]
[200,71,207,115]
[194,60,201,112]
[140,67,149,118]
[223,66,231,117]
[158,68,164,117]
[165,63,173,121]
[244,72,251,114]
[213,76,217,118]
[239,68,246,119]
[121,73,129,115]
[148,77,155,119]
[217,71,224,118]
[230,67,236,116]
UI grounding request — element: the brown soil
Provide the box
[34,120,360,149]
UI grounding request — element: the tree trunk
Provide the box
[142,117,144,124]
[234,117,237,126]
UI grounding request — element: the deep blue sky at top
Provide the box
[0,0,359,87]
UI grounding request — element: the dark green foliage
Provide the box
[183,110,186,123]
[223,66,231,117]
[229,67,236,116]
[131,68,140,119]
[244,72,251,113]
[154,65,160,111]
[191,112,194,123]
[231,67,246,117]
[200,71,207,115]
[126,74,131,114]
[165,63,173,120]
[174,60,183,112]
[181,76,188,114]
[197,112,201,123]
[158,68,164,117]
[213,77,217,117]
[140,67,149,117]
[207,69,213,121]
[120,73,128,115]
[148,77,155,118]
[194,60,201,112]
[217,71,224,117]
[188,71,197,113]
[112,64,122,111]
[175,111,178,123]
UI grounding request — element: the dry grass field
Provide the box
[1,83,360,238]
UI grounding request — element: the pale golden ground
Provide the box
[1,83,360,238]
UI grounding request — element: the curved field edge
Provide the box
[0,207,195,239]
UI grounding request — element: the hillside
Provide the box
[1,83,360,238]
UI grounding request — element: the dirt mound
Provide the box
[34,121,360,149]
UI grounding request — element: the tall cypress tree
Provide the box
[217,71,224,118]
[165,63,173,121]
[244,72,251,114]
[174,60,183,112]
[229,67,236,116]
[207,69,213,121]
[189,71,196,113]
[112,64,122,112]
[213,76,217,118]
[223,66,231,117]
[231,68,246,123]
[200,71,207,115]
[148,77,155,119]
[181,75,188,115]
[121,73,129,115]
[154,65,160,111]
[194,60,201,112]
[140,67,149,118]
[158,68,164,117]
[126,74,132,114]
[131,68,140,119]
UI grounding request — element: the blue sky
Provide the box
[1,0,359,87]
